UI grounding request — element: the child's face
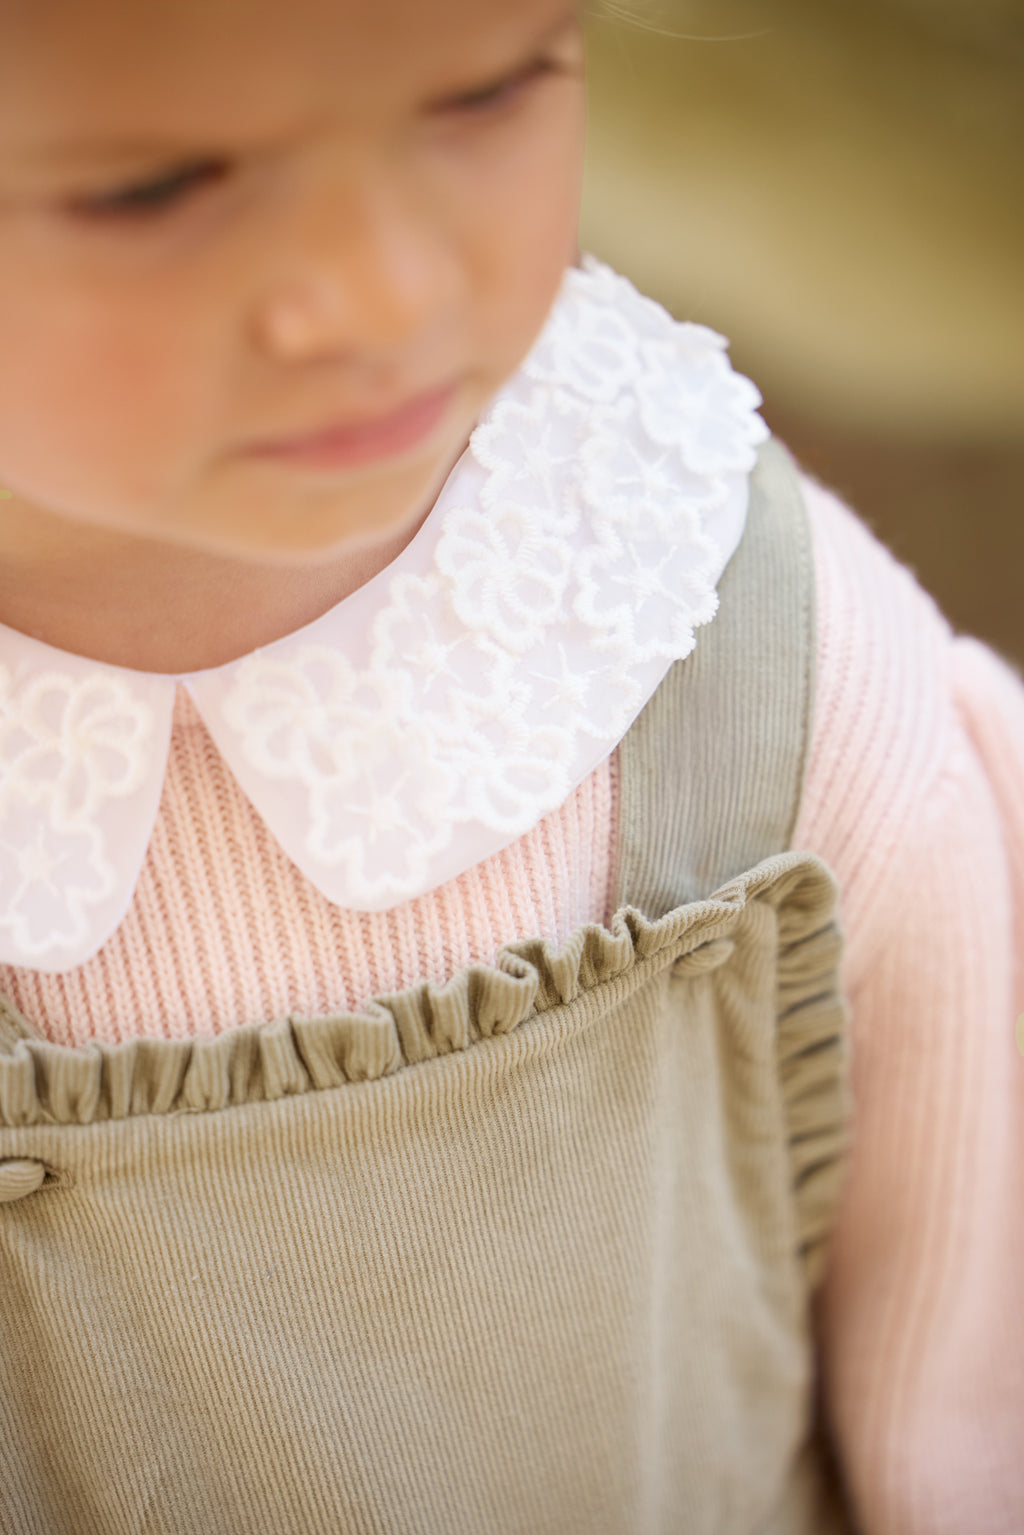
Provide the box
[0,0,584,562]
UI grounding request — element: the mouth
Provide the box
[243,382,459,471]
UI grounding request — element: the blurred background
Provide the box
[580,0,1024,663]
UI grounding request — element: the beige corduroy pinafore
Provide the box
[0,438,857,1535]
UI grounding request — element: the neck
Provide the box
[0,504,427,674]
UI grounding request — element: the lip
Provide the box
[244,383,459,470]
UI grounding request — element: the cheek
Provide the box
[455,100,585,370]
[0,289,202,513]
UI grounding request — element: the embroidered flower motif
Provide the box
[0,785,114,957]
[0,669,152,820]
[575,513,722,663]
[519,637,645,743]
[457,714,575,834]
[306,717,452,904]
[579,412,727,531]
[0,667,154,959]
[370,572,525,738]
[569,256,684,346]
[523,295,641,402]
[635,338,770,477]
[472,391,586,528]
[435,504,574,654]
[222,648,409,787]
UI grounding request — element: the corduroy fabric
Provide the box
[0,856,848,1535]
[0,437,854,1534]
[614,437,815,915]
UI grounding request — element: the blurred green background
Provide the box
[580,0,1024,663]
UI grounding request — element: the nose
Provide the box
[248,153,461,367]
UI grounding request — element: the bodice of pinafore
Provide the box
[0,438,855,1534]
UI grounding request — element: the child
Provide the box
[0,0,1020,1530]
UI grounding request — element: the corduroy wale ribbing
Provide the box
[0,439,856,1534]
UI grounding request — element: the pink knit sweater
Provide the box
[3,474,1022,1532]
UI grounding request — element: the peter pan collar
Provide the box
[0,257,768,971]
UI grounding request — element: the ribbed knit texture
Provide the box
[788,478,1024,1535]
[0,701,616,1044]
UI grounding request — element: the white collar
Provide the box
[0,257,767,971]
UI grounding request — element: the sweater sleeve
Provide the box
[791,476,1024,1534]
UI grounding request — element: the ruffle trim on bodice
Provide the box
[0,851,848,1280]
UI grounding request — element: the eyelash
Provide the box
[65,160,228,221]
[61,57,561,222]
[443,55,559,115]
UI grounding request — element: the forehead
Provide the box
[0,0,576,170]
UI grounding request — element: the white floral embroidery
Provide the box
[0,791,113,957]
[0,669,151,817]
[370,573,523,737]
[574,513,722,662]
[520,635,643,743]
[435,503,575,654]
[579,411,726,528]
[209,257,767,910]
[0,667,153,958]
[635,339,769,475]
[306,716,453,902]
[523,296,642,404]
[220,648,407,787]
[472,393,585,526]
[456,714,574,833]
[0,256,766,951]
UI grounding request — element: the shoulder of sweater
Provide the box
[792,471,961,966]
[948,633,1024,860]
[796,469,957,817]
[797,471,1024,805]
[794,466,1024,987]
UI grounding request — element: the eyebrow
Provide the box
[5,4,581,173]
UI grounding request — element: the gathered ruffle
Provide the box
[773,871,851,1287]
[0,850,849,1280]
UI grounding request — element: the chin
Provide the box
[185,435,467,565]
[199,494,428,567]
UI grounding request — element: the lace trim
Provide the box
[196,258,767,909]
[0,664,168,965]
[0,257,767,966]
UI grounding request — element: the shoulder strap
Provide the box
[610,436,816,915]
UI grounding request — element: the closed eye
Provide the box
[434,55,565,117]
[63,159,229,221]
